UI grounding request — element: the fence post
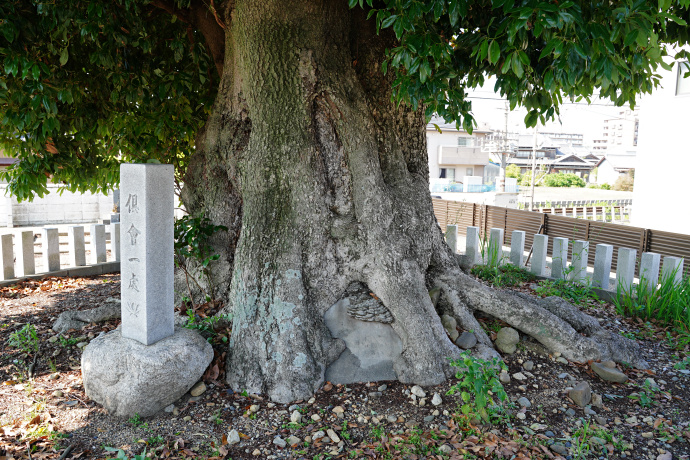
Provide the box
[466,226,481,266]
[571,240,589,282]
[1,234,14,280]
[639,252,661,291]
[552,237,569,279]
[90,224,107,264]
[16,231,35,277]
[445,224,458,254]
[510,230,526,267]
[616,248,637,292]
[68,226,87,267]
[111,222,121,262]
[41,228,60,272]
[661,256,684,287]
[489,228,504,264]
[530,234,548,276]
[593,244,614,289]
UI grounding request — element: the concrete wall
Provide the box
[633,49,690,235]
[1,185,114,227]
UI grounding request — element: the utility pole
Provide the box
[497,102,509,192]
[529,124,539,212]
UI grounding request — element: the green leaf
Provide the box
[348,0,358,8]
[60,48,69,66]
[488,40,500,64]
[511,53,524,78]
[381,14,397,29]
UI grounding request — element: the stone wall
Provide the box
[1,185,114,227]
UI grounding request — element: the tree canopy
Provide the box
[1,0,688,201]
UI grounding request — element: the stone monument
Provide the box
[82,163,212,417]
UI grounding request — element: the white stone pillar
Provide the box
[531,234,548,276]
[661,256,684,287]
[616,247,637,293]
[90,224,107,264]
[0,234,14,280]
[561,208,567,216]
[465,226,480,266]
[639,252,661,292]
[510,230,525,267]
[488,228,504,265]
[571,240,589,282]
[68,226,86,267]
[593,244,614,289]
[552,237,569,279]
[583,207,588,220]
[120,164,174,345]
[445,224,458,254]
[41,228,60,272]
[111,222,121,262]
[15,231,35,277]
[572,207,577,219]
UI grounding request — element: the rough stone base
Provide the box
[82,326,213,417]
[324,296,402,384]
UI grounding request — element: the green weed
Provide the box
[447,351,510,423]
[8,324,39,354]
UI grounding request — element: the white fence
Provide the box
[448,225,684,293]
[0,224,120,284]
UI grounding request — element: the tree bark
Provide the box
[180,0,645,403]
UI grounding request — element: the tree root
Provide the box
[434,270,648,369]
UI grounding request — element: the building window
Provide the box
[458,137,473,147]
[439,168,455,181]
[677,61,690,96]
[466,168,474,176]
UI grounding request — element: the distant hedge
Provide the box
[541,173,586,188]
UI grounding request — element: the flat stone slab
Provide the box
[82,326,212,417]
[53,298,121,333]
[591,361,628,383]
[324,296,402,384]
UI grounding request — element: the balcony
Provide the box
[438,146,488,165]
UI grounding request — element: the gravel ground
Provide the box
[1,274,690,460]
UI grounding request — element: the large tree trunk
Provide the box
[180,0,645,403]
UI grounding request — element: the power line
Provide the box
[465,95,622,107]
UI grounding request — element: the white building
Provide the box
[632,53,690,234]
[426,119,492,189]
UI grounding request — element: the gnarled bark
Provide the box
[179,0,645,403]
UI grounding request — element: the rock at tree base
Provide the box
[569,381,592,407]
[81,326,212,417]
[591,361,628,383]
[323,295,402,384]
[455,331,478,350]
[53,298,121,333]
[495,327,520,354]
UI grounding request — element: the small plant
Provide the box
[127,413,144,427]
[674,356,690,370]
[341,421,351,441]
[614,268,690,343]
[104,447,147,460]
[183,310,231,342]
[535,278,599,306]
[174,213,228,308]
[58,335,79,348]
[8,324,40,355]
[147,435,165,447]
[446,350,510,423]
[471,263,535,288]
[371,425,385,441]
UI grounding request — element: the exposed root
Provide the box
[434,269,647,369]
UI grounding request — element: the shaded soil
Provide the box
[1,274,689,460]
